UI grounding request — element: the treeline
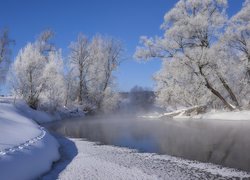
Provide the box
[1,30,123,113]
[135,0,250,111]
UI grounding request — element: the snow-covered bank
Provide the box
[0,97,61,123]
[191,110,250,121]
[0,97,86,123]
[141,109,250,121]
[172,110,250,121]
[43,136,250,180]
[0,103,60,180]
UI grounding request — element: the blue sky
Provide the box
[0,0,245,92]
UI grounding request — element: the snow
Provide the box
[0,97,61,123]
[139,110,183,119]
[172,110,250,121]
[141,109,250,121]
[1,96,249,179]
[193,110,250,121]
[15,101,61,123]
[0,102,60,180]
[43,136,250,180]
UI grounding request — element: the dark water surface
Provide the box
[44,115,250,172]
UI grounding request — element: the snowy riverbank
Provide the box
[189,110,250,121]
[140,109,250,121]
[0,102,60,180]
[2,98,250,179]
[43,136,250,180]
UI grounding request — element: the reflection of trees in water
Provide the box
[157,120,250,171]
[46,118,250,171]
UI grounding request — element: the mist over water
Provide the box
[45,114,250,172]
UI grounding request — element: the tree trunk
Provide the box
[78,68,83,105]
[206,82,234,111]
[199,66,234,111]
[216,72,240,108]
[28,70,38,109]
[246,55,250,83]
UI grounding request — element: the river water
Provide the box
[44,115,250,172]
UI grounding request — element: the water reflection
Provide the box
[44,115,250,172]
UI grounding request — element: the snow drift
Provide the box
[0,103,60,180]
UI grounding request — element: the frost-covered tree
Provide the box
[154,60,211,110]
[35,29,55,57]
[221,0,250,107]
[87,35,122,110]
[69,34,90,105]
[11,43,46,109]
[69,34,122,112]
[224,0,250,77]
[64,67,78,107]
[100,87,120,112]
[135,0,240,110]
[0,29,14,85]
[42,50,65,111]
[10,30,65,110]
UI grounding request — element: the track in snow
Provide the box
[0,127,46,156]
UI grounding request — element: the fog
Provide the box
[45,114,250,172]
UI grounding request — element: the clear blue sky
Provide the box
[0,0,244,92]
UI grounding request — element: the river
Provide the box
[44,115,250,172]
